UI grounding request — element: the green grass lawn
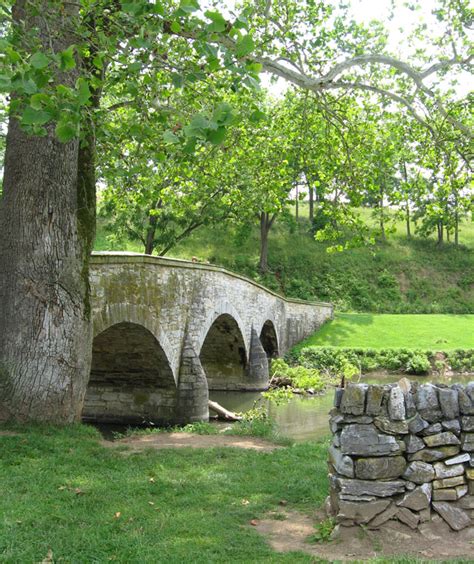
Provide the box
[0,425,329,563]
[298,313,474,350]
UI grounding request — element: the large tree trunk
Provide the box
[0,1,92,422]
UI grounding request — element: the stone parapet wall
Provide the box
[327,381,474,532]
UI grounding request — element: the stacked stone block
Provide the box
[327,381,474,531]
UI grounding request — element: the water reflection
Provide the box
[210,372,474,442]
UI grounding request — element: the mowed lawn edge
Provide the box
[297,313,474,350]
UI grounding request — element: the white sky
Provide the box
[261,0,472,98]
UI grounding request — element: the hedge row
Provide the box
[286,347,474,376]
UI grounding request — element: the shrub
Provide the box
[406,353,431,374]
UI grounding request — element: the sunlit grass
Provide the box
[298,313,474,350]
[0,424,329,563]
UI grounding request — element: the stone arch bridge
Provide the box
[83,252,333,425]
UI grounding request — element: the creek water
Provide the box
[210,372,474,442]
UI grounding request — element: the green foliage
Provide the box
[405,354,432,375]
[307,517,336,544]
[291,346,474,376]
[270,359,336,392]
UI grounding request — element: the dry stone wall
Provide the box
[327,381,474,532]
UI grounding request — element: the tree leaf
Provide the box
[205,11,226,33]
[207,126,226,145]
[30,52,49,69]
[76,78,91,105]
[55,120,77,142]
[59,46,76,71]
[163,130,179,144]
[21,106,51,125]
[235,35,254,58]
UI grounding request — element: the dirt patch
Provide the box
[255,508,474,561]
[102,432,280,452]
[0,431,20,437]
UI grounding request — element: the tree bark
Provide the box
[308,181,314,223]
[0,1,92,422]
[405,202,411,238]
[259,212,275,274]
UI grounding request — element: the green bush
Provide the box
[291,346,473,376]
[406,353,431,374]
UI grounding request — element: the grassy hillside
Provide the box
[295,313,474,350]
[94,206,474,314]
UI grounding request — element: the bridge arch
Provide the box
[198,313,248,390]
[83,321,177,424]
[259,319,279,358]
[92,303,177,382]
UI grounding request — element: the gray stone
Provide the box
[433,475,465,489]
[388,386,406,421]
[461,416,474,432]
[340,424,401,457]
[366,385,386,416]
[456,385,474,415]
[433,461,465,479]
[403,461,435,483]
[419,508,431,523]
[408,413,429,434]
[438,387,459,419]
[420,423,442,436]
[374,417,408,435]
[432,501,471,530]
[442,419,461,434]
[333,432,341,447]
[404,391,417,418]
[398,377,411,393]
[404,434,425,454]
[397,483,431,511]
[423,432,460,447]
[341,415,373,424]
[467,383,474,402]
[396,507,419,529]
[444,452,470,465]
[328,445,354,478]
[405,481,416,491]
[409,446,460,462]
[340,384,367,416]
[416,384,442,422]
[340,494,377,502]
[355,456,406,480]
[456,485,468,499]
[432,488,458,501]
[461,432,474,452]
[336,478,406,498]
[334,387,343,408]
[458,495,474,509]
[367,503,398,529]
[329,414,344,433]
[337,499,391,524]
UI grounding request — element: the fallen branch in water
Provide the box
[208,400,242,421]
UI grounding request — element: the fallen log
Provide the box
[208,400,242,421]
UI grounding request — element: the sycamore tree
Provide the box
[0,0,471,422]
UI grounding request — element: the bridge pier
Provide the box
[176,337,209,424]
[246,327,270,390]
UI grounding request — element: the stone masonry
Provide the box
[327,381,474,532]
[82,252,333,424]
